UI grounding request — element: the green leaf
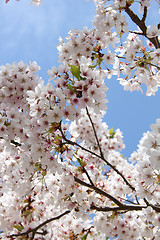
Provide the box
[69,65,81,80]
[109,128,113,135]
[108,128,116,139]
[42,170,47,177]
[73,154,86,167]
[4,120,11,127]
[12,224,24,232]
[77,157,83,165]
[89,64,97,69]
[67,83,74,91]
[81,233,88,240]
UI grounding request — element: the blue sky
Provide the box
[0,0,160,158]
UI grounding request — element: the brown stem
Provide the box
[116,54,160,70]
[8,210,70,239]
[125,4,160,49]
[144,198,160,212]
[85,107,135,191]
[86,107,104,159]
[142,6,147,22]
[91,203,148,212]
[82,166,94,185]
[59,124,135,191]
[74,176,124,207]
[74,177,160,213]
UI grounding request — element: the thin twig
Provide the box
[118,196,139,205]
[8,210,70,239]
[91,204,147,212]
[142,6,147,22]
[85,107,136,191]
[74,176,124,207]
[144,198,160,212]
[82,166,94,185]
[86,107,104,158]
[116,55,160,70]
[125,3,160,49]
[59,124,135,192]
[129,30,144,35]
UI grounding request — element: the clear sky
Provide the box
[0,0,160,159]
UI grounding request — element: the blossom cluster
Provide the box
[0,0,160,239]
[92,0,160,96]
[5,0,43,6]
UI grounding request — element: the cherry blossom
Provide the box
[0,0,160,239]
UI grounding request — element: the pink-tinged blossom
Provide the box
[146,25,160,38]
[1,1,160,239]
[30,0,43,6]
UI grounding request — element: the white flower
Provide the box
[103,49,115,64]
[30,0,43,7]
[47,106,63,122]
[146,25,160,38]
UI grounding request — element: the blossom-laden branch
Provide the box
[86,107,104,159]
[1,1,160,239]
[85,107,135,192]
[7,210,70,239]
[125,3,160,49]
[74,176,160,213]
[59,116,135,191]
[74,176,124,207]
[90,204,147,212]
[81,165,95,186]
[59,122,135,191]
[5,0,43,6]
[75,176,160,214]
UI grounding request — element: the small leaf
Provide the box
[89,64,97,69]
[69,65,81,80]
[81,233,88,240]
[109,128,113,135]
[67,83,74,91]
[77,157,83,165]
[108,128,116,139]
[12,224,24,232]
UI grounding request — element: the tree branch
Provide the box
[142,6,147,22]
[116,54,160,70]
[74,176,124,207]
[125,4,160,49]
[59,123,135,192]
[144,198,160,213]
[74,177,160,214]
[90,204,147,212]
[86,107,104,159]
[82,166,95,185]
[8,210,70,239]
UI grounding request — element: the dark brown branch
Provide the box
[142,6,147,22]
[129,30,144,35]
[86,107,104,158]
[85,107,135,191]
[91,204,147,212]
[74,177,160,214]
[125,4,160,49]
[116,54,160,70]
[74,176,124,207]
[144,198,160,213]
[72,226,93,240]
[8,210,70,239]
[82,166,94,185]
[10,139,21,147]
[59,124,135,192]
